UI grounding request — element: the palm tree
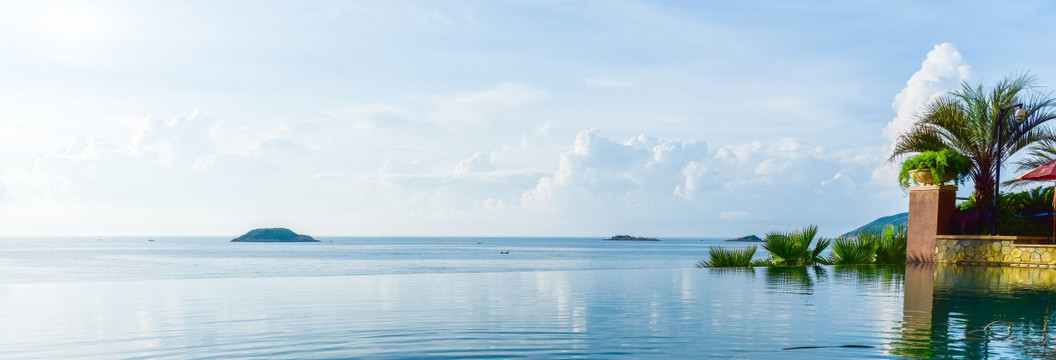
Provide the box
[889,73,1056,211]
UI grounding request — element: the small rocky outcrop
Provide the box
[606,235,659,241]
[726,235,763,242]
[231,228,319,242]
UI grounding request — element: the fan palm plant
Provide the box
[696,246,757,268]
[875,225,908,265]
[762,224,831,266]
[889,73,1056,211]
[829,234,878,265]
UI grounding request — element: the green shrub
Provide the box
[897,149,972,188]
[696,246,757,268]
[696,224,900,269]
[875,225,908,264]
[960,186,1052,236]
[762,224,831,266]
[829,235,877,265]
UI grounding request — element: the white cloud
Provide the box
[720,211,749,220]
[454,152,496,174]
[754,159,789,176]
[819,171,856,195]
[515,129,891,234]
[872,43,971,196]
[130,110,217,164]
[674,160,708,200]
[715,141,763,164]
[883,43,971,144]
[521,129,702,213]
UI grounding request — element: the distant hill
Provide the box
[841,212,908,238]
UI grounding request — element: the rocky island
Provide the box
[725,235,763,242]
[606,235,659,241]
[231,228,319,242]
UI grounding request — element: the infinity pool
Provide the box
[3,237,1056,358]
[4,265,1055,358]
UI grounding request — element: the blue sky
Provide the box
[3,1,1056,237]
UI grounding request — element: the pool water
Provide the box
[2,238,1056,358]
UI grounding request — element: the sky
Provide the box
[3,1,1056,237]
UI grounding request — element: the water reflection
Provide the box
[898,264,1056,358]
[11,264,1056,358]
[765,267,819,294]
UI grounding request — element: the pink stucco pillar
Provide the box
[907,185,957,263]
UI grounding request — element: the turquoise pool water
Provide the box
[1,237,1055,358]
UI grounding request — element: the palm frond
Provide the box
[830,234,877,265]
[875,225,908,264]
[696,246,757,268]
[890,72,1056,205]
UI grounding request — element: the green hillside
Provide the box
[841,212,908,238]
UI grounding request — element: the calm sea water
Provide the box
[1,237,1055,359]
[0,237,754,283]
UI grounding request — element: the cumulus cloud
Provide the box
[510,129,898,234]
[673,161,708,200]
[520,130,709,214]
[130,110,217,164]
[883,43,971,144]
[454,152,496,174]
[872,43,971,192]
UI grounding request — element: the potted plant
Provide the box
[898,149,972,188]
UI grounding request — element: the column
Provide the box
[907,185,957,263]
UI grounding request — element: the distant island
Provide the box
[606,235,659,241]
[725,235,763,242]
[231,228,319,242]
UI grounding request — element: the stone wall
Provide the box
[932,263,1056,288]
[935,235,1056,266]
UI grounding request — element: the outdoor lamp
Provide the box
[992,103,1026,235]
[1015,107,1028,121]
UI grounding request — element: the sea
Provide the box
[1,236,1053,359]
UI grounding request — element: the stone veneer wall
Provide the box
[933,264,1056,288]
[935,235,1056,266]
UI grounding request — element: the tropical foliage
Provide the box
[829,236,877,265]
[697,224,906,268]
[897,149,973,188]
[889,73,1056,213]
[694,246,757,268]
[828,225,908,265]
[874,225,909,265]
[759,224,831,266]
[959,186,1053,235]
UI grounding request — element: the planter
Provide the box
[909,168,955,185]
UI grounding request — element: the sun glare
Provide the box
[39,6,108,40]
